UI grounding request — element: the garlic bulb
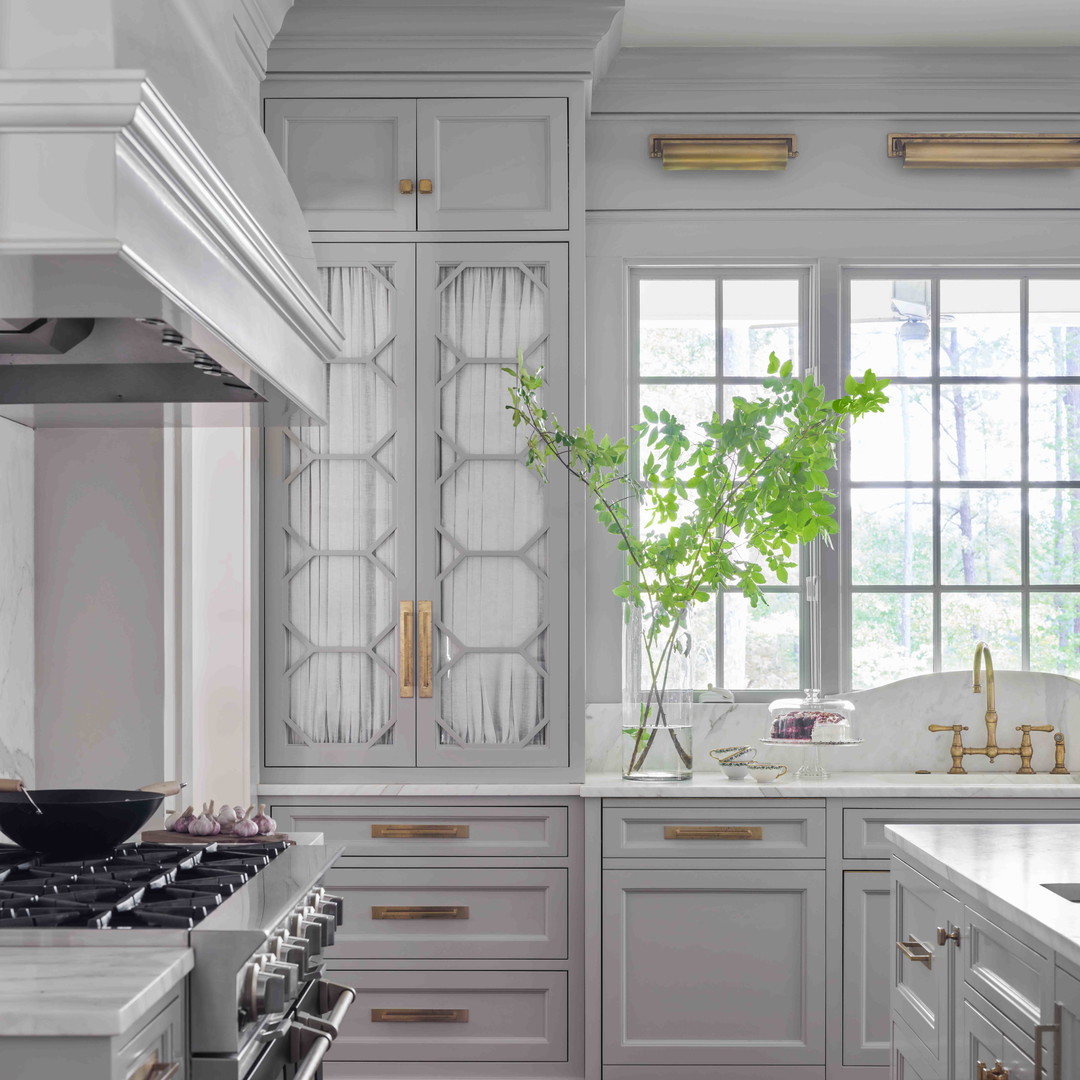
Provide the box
[163,808,181,831]
[206,802,222,835]
[172,805,196,833]
[252,804,277,835]
[188,811,216,837]
[216,802,238,834]
[232,807,259,838]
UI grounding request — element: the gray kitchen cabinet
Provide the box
[602,868,826,1067]
[263,241,570,777]
[265,97,569,232]
[842,870,892,1067]
[1055,962,1080,1080]
[892,1017,943,1080]
[959,990,1037,1080]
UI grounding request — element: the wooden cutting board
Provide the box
[140,830,292,845]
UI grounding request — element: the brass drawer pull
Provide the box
[977,1062,1009,1080]
[372,1008,468,1023]
[896,937,933,968]
[1035,1003,1063,1080]
[663,826,763,840]
[371,823,469,839]
[372,905,469,920]
[418,600,433,698]
[936,926,960,946]
[399,179,415,194]
[418,179,433,194]
[399,601,414,698]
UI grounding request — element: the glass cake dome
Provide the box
[766,688,859,745]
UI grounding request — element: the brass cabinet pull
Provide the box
[399,179,415,194]
[399,601,414,698]
[936,926,960,947]
[418,179,433,194]
[372,1008,468,1023]
[371,823,469,839]
[1035,1003,1063,1080]
[372,905,469,920]
[663,826,763,840]
[896,937,933,969]
[977,1062,1009,1080]
[128,1054,180,1080]
[418,600,433,698]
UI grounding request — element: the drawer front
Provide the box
[270,804,568,858]
[116,993,185,1080]
[961,989,1037,1080]
[323,969,568,1063]
[603,805,825,859]
[963,906,1050,1033]
[845,807,1080,860]
[325,867,567,959]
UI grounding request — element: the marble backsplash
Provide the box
[585,670,1080,777]
[0,418,33,786]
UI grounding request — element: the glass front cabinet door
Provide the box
[264,243,569,776]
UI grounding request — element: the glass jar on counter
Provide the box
[766,688,858,744]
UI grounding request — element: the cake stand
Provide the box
[759,738,863,780]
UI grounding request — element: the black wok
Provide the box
[0,779,184,857]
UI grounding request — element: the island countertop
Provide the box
[887,822,1080,972]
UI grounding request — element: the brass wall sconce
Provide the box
[888,132,1080,169]
[648,134,798,171]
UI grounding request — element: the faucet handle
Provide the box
[928,724,969,732]
[1016,724,1053,732]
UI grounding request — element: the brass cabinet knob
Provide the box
[936,926,960,946]
[418,178,433,194]
[977,1062,1009,1080]
[399,179,415,195]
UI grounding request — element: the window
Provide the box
[630,266,1080,694]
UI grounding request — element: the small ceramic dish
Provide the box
[709,745,757,780]
[744,761,789,783]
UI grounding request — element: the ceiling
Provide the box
[621,0,1080,47]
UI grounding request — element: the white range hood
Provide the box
[0,0,342,425]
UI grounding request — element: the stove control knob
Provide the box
[289,913,323,954]
[275,933,311,971]
[318,893,345,926]
[262,958,300,999]
[308,910,336,946]
[241,963,287,1020]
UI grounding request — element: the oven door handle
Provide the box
[295,980,356,1040]
[291,1027,332,1080]
[290,980,357,1079]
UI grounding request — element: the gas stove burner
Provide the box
[174,867,250,894]
[0,897,112,928]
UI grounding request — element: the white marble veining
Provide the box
[887,823,1080,973]
[0,418,34,788]
[0,947,192,1036]
[585,670,1080,778]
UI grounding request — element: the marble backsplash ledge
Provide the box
[0,418,33,787]
[585,670,1080,777]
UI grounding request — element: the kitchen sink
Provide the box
[1042,883,1080,902]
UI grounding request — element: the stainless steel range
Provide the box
[0,840,353,1080]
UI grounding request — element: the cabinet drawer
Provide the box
[963,906,1050,1034]
[845,806,1080,860]
[325,867,567,959]
[603,804,825,859]
[323,969,568,1063]
[270,804,568,858]
[116,993,185,1080]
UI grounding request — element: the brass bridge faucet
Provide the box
[927,642,1067,775]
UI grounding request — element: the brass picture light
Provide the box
[648,134,798,171]
[888,132,1080,169]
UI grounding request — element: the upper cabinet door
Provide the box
[415,99,568,231]
[265,99,417,231]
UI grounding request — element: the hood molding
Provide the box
[0,69,341,421]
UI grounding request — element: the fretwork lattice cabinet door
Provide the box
[264,242,569,776]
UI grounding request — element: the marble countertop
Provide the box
[887,822,1080,972]
[259,772,1080,799]
[0,946,193,1036]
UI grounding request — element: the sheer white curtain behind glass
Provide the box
[437,265,549,746]
[287,266,396,744]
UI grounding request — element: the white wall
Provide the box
[0,418,34,786]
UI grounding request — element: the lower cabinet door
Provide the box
[842,870,892,1067]
[960,990,1036,1080]
[893,1017,945,1080]
[601,868,825,1066]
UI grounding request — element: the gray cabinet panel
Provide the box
[116,993,185,1080]
[325,867,567,959]
[324,968,568,1062]
[269,803,568,857]
[603,804,825,859]
[960,989,1037,1080]
[1056,962,1080,1080]
[842,870,892,1067]
[602,868,825,1066]
[892,1017,944,1080]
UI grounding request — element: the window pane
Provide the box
[1028,386,1080,481]
[640,382,716,435]
[849,383,933,481]
[939,385,1021,481]
[722,279,799,377]
[940,593,1022,670]
[1029,490,1080,585]
[723,591,799,688]
[639,279,716,377]
[850,593,933,689]
[940,488,1021,585]
[850,489,933,586]
[1028,280,1080,377]
[1029,593,1080,674]
[686,595,717,689]
[940,279,1021,377]
[849,279,931,377]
